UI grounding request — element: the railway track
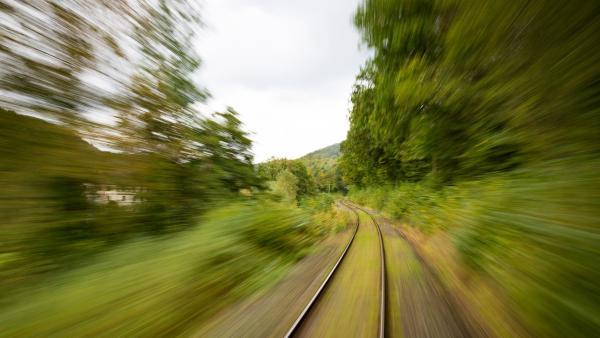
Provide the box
[284,201,386,338]
[353,203,387,338]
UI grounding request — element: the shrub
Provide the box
[0,202,316,336]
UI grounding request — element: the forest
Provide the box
[0,2,343,335]
[0,0,598,336]
[340,0,599,336]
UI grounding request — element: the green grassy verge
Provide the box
[348,163,600,337]
[0,202,318,336]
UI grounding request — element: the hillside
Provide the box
[300,143,341,160]
[298,143,343,192]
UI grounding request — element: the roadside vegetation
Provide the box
[256,158,350,236]
[1,0,598,336]
[257,144,346,203]
[0,2,349,332]
[299,143,345,193]
[0,202,321,336]
[341,0,600,336]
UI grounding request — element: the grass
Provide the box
[296,209,382,337]
[347,161,600,337]
[0,201,318,337]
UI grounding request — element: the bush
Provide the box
[348,163,600,336]
[300,193,335,212]
[0,202,316,336]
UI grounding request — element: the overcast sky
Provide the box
[197,0,369,162]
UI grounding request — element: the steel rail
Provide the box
[349,203,387,338]
[283,201,360,338]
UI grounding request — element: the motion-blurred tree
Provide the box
[258,158,314,197]
[0,0,260,286]
[342,0,600,336]
[0,1,132,127]
[272,169,299,204]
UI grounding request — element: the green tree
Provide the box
[272,169,299,203]
[343,1,600,336]
[0,0,261,285]
[258,159,314,197]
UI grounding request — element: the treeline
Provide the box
[341,0,599,336]
[0,1,259,291]
[257,155,345,203]
[300,143,344,193]
[258,159,314,202]
[0,203,321,336]
[342,0,599,186]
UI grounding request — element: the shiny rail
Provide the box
[284,202,387,338]
[353,203,387,338]
[283,202,359,338]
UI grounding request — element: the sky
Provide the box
[197,0,369,162]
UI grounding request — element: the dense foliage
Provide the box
[257,158,314,200]
[0,203,318,336]
[258,145,347,200]
[0,1,259,293]
[299,143,345,193]
[342,0,599,185]
[342,0,600,336]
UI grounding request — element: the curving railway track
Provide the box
[284,201,387,338]
[197,200,478,338]
[354,203,387,338]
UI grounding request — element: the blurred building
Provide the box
[88,185,144,206]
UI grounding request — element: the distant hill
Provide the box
[257,143,345,192]
[298,142,343,192]
[299,142,341,160]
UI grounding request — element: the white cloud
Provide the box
[197,0,369,162]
